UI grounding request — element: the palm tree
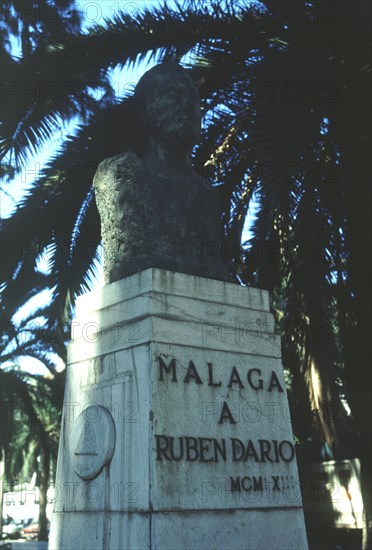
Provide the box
[1,0,371,545]
[1,251,65,540]
[0,366,60,540]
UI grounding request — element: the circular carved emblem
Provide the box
[70,405,116,481]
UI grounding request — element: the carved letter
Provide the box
[231,438,245,461]
[241,477,252,491]
[247,368,264,390]
[268,371,284,392]
[272,439,280,462]
[218,401,237,424]
[169,437,183,461]
[184,361,203,384]
[272,475,280,490]
[230,477,241,492]
[279,440,295,462]
[243,440,260,462]
[199,438,213,462]
[213,438,227,462]
[253,476,263,491]
[155,435,171,460]
[158,357,177,382]
[185,437,199,461]
[227,367,244,388]
[259,439,274,462]
[208,362,222,386]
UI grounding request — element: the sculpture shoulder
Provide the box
[93,151,144,186]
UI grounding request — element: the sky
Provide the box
[2,0,258,373]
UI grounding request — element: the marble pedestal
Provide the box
[49,269,308,550]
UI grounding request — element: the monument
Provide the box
[50,64,308,549]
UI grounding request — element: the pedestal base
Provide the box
[50,269,308,549]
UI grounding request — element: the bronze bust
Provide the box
[93,63,232,284]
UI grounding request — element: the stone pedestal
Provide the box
[50,269,308,549]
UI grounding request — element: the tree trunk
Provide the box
[0,461,4,540]
[335,45,372,547]
[38,449,50,541]
[360,453,372,550]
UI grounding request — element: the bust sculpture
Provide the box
[93,63,233,284]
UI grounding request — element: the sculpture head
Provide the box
[135,63,201,151]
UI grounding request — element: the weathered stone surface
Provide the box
[75,268,270,312]
[93,63,233,284]
[68,268,277,363]
[51,509,308,550]
[71,291,274,339]
[50,270,308,549]
[67,316,281,364]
